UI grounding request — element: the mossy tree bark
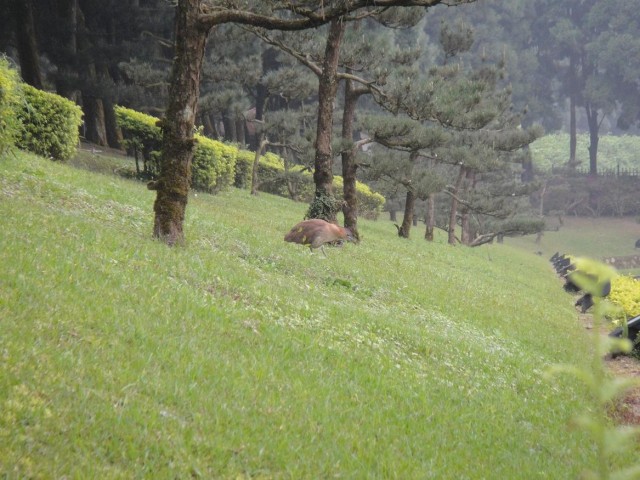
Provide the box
[311,18,345,222]
[152,0,210,245]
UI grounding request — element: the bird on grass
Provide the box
[284,219,356,255]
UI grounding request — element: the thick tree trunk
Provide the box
[152,0,209,245]
[424,193,435,241]
[11,0,43,89]
[340,77,361,239]
[310,17,345,221]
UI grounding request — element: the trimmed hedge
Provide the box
[0,57,22,155]
[114,106,162,176]
[15,84,83,161]
[114,105,385,218]
[192,135,237,193]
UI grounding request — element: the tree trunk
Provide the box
[460,208,470,245]
[310,17,345,221]
[448,165,466,245]
[340,76,362,239]
[424,193,435,241]
[152,0,210,245]
[569,94,577,167]
[103,99,122,149]
[251,47,276,151]
[82,94,108,146]
[585,102,599,176]
[251,135,268,196]
[55,0,79,101]
[11,0,43,89]
[459,170,475,245]
[236,117,246,146]
[222,115,236,142]
[568,54,577,168]
[398,190,416,238]
[201,112,215,137]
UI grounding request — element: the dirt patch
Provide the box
[606,355,640,425]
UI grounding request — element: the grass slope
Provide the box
[1,151,602,478]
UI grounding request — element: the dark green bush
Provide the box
[15,84,83,161]
[0,57,22,155]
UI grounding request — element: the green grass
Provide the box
[0,151,614,478]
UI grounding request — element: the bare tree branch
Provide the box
[199,1,475,30]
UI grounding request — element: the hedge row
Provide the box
[0,58,83,161]
[114,106,385,218]
[0,57,22,155]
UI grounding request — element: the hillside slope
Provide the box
[0,151,604,478]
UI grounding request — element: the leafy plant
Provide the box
[609,275,640,320]
[0,56,22,155]
[15,84,82,161]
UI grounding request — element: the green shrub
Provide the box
[191,135,237,193]
[609,275,640,319]
[234,149,287,191]
[15,84,82,161]
[114,106,162,177]
[0,57,22,155]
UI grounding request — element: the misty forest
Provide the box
[2,1,640,478]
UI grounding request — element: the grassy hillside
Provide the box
[0,151,614,478]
